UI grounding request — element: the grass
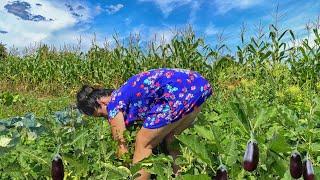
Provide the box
[0,92,73,118]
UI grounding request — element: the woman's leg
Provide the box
[132,106,202,180]
[133,120,178,179]
[164,105,203,174]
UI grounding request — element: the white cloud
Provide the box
[106,4,124,15]
[95,5,103,15]
[139,0,192,17]
[282,3,319,36]
[280,4,319,48]
[260,1,320,42]
[125,17,132,26]
[44,30,109,51]
[189,1,200,24]
[0,0,93,49]
[214,0,263,14]
[205,24,219,36]
[130,24,179,46]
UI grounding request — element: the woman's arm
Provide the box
[109,111,128,157]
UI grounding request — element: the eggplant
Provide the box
[290,151,303,178]
[215,165,228,180]
[51,154,64,180]
[243,140,259,172]
[303,159,315,180]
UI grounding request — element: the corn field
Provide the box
[0,25,319,179]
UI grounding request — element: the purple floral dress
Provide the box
[107,68,213,129]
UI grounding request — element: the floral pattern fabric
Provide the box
[107,68,213,129]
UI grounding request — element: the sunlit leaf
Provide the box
[0,136,11,147]
[177,134,211,165]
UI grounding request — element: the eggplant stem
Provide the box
[294,140,299,151]
[218,155,223,166]
[250,131,255,141]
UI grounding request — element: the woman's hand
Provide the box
[109,111,129,158]
[117,142,129,158]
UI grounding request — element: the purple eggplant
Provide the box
[215,165,228,180]
[243,140,259,172]
[290,151,303,178]
[303,159,315,180]
[51,154,64,180]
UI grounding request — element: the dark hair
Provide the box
[76,85,114,116]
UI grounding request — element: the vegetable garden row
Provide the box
[0,26,319,179]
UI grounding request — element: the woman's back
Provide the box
[107,68,212,128]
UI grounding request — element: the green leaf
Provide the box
[289,30,295,40]
[133,154,173,178]
[226,136,238,166]
[278,30,288,41]
[0,136,11,147]
[271,156,288,177]
[16,146,50,166]
[177,134,211,165]
[280,170,292,180]
[311,143,320,152]
[102,163,131,178]
[315,166,320,177]
[269,134,291,153]
[230,101,250,133]
[147,163,173,180]
[253,107,276,131]
[194,125,215,142]
[179,174,211,180]
[64,155,89,176]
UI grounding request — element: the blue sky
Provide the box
[0,0,319,51]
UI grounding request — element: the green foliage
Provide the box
[0,43,7,60]
[0,92,24,106]
[0,25,319,178]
